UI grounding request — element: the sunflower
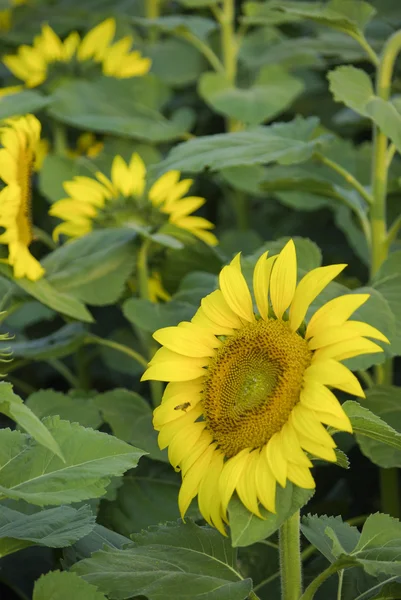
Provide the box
[49,152,218,246]
[0,115,45,281]
[142,240,388,534]
[3,18,150,89]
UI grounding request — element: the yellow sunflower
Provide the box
[3,18,151,89]
[0,115,45,281]
[49,152,218,246]
[142,240,388,535]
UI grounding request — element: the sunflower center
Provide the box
[202,319,312,457]
[16,145,33,246]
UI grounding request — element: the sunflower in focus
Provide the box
[49,152,218,246]
[3,18,151,89]
[142,240,389,534]
[0,115,45,281]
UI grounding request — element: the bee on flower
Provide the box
[142,240,389,535]
[3,18,151,90]
[0,115,45,281]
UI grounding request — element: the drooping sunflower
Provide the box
[3,18,150,89]
[49,152,218,246]
[142,240,388,534]
[0,115,45,281]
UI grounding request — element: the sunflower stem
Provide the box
[279,510,302,600]
[83,334,148,369]
[137,238,163,406]
[371,29,401,516]
[52,122,68,157]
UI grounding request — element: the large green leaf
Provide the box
[343,400,401,452]
[0,417,145,505]
[26,389,102,430]
[301,514,360,563]
[0,323,86,360]
[43,229,136,306]
[229,483,314,547]
[63,524,131,568]
[157,116,329,173]
[48,77,189,143]
[372,250,401,356]
[93,389,166,462]
[73,520,252,599]
[0,382,63,460]
[198,65,303,125]
[123,298,195,333]
[33,571,107,600]
[0,90,51,119]
[0,504,95,558]
[351,386,401,468]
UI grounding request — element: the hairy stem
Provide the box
[279,510,302,600]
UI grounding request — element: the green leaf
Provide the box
[26,389,102,430]
[157,116,329,173]
[370,582,401,599]
[63,523,130,568]
[73,520,252,599]
[259,0,376,34]
[0,264,94,323]
[0,504,95,558]
[198,65,303,125]
[343,400,401,452]
[0,90,51,119]
[246,236,322,275]
[372,250,401,356]
[229,483,314,547]
[99,472,196,536]
[149,38,206,87]
[177,0,218,8]
[48,77,189,143]
[350,513,401,576]
[0,417,145,505]
[352,386,401,468]
[328,66,374,116]
[33,571,107,600]
[132,15,217,41]
[0,323,86,360]
[43,229,136,306]
[123,298,195,333]
[0,382,63,460]
[301,514,359,563]
[93,389,166,463]
[39,155,93,203]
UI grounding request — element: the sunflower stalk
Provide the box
[52,121,68,157]
[279,510,302,600]
[370,29,401,516]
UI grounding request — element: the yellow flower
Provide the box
[0,0,27,32]
[49,152,218,246]
[3,18,151,89]
[0,115,45,281]
[142,240,389,535]
[66,133,104,160]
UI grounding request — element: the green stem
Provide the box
[380,468,400,518]
[47,358,80,388]
[279,510,302,600]
[357,369,374,389]
[386,142,397,168]
[386,213,401,249]
[300,563,350,600]
[349,32,379,66]
[219,0,241,133]
[178,31,225,73]
[248,592,262,600]
[337,570,344,600]
[52,122,68,157]
[316,154,373,206]
[33,226,57,250]
[371,30,401,516]
[84,334,148,369]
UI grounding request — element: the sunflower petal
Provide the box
[306,293,370,339]
[270,239,297,319]
[219,254,254,322]
[304,359,365,397]
[178,443,216,518]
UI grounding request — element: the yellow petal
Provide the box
[270,239,297,319]
[167,419,206,469]
[309,321,389,349]
[63,31,80,61]
[157,409,204,450]
[198,450,226,535]
[255,450,276,513]
[306,293,370,339]
[253,252,276,321]
[297,432,337,462]
[290,404,336,448]
[304,359,365,398]
[153,396,202,429]
[219,254,254,322]
[111,155,132,197]
[219,448,250,519]
[314,409,352,433]
[280,421,312,467]
[78,18,116,62]
[149,171,180,206]
[142,347,208,382]
[178,443,216,518]
[289,264,346,332]
[265,431,287,487]
[300,380,347,420]
[167,197,205,221]
[201,289,243,331]
[153,323,218,358]
[312,337,383,362]
[236,449,263,517]
[287,463,316,489]
[192,307,234,336]
[181,430,214,476]
[162,378,203,402]
[128,153,146,197]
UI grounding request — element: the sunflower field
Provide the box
[1,0,401,599]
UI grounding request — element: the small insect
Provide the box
[174,402,191,412]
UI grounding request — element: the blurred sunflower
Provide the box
[0,0,26,32]
[142,240,389,534]
[49,152,218,246]
[3,18,151,89]
[0,115,45,281]
[67,132,104,160]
